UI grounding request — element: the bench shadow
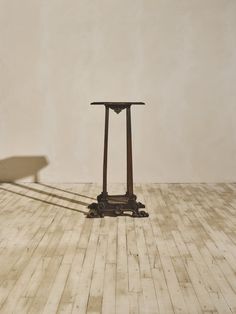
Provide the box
[0,156,91,215]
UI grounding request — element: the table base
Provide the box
[87,192,149,218]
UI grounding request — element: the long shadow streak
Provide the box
[11,183,90,207]
[0,186,88,215]
[38,183,96,200]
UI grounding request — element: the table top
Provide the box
[91,102,145,106]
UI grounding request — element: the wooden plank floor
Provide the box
[0,183,236,314]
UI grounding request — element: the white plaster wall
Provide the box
[0,0,236,183]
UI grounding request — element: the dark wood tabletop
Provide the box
[91,102,145,106]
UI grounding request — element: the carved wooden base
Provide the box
[87,192,149,218]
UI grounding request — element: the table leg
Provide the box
[126,105,134,197]
[102,105,109,196]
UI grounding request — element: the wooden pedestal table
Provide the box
[88,102,149,218]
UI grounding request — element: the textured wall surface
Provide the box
[0,0,236,183]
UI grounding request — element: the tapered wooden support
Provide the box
[88,102,148,218]
[126,106,133,196]
[102,106,109,195]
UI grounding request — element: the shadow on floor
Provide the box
[0,185,88,214]
[39,183,96,201]
[0,156,92,215]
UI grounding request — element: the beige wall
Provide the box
[0,0,236,183]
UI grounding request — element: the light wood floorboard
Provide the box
[0,183,236,314]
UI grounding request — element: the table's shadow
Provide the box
[0,184,88,214]
[39,183,96,201]
[0,156,93,215]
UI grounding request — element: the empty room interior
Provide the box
[0,1,236,313]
